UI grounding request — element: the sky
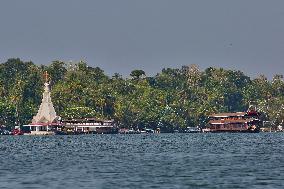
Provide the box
[0,0,283,78]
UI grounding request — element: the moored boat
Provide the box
[12,126,24,135]
[60,118,118,134]
[184,126,201,133]
[204,109,261,133]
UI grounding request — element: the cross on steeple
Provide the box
[43,71,49,83]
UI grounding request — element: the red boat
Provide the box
[12,127,24,135]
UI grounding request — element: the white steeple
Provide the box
[32,72,58,124]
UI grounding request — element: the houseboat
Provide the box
[205,109,261,133]
[58,118,118,134]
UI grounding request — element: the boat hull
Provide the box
[202,128,260,133]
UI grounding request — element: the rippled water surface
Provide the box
[0,133,283,189]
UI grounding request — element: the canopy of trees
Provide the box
[1,58,283,131]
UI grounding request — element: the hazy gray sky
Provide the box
[0,0,283,78]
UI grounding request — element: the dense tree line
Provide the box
[0,58,283,131]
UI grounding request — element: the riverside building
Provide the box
[23,72,61,135]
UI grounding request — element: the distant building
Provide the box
[23,72,61,135]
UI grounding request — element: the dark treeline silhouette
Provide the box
[1,58,283,132]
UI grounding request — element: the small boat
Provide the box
[140,128,155,133]
[12,126,24,135]
[185,127,201,133]
[119,128,140,134]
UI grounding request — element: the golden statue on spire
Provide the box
[43,71,50,83]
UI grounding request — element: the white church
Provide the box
[23,72,62,135]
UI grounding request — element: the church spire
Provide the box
[43,71,50,83]
[32,71,58,124]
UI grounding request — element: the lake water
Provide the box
[0,133,283,189]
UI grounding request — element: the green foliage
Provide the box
[0,101,16,128]
[61,106,98,119]
[1,58,284,130]
[130,70,146,80]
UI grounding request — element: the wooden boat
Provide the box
[204,110,261,133]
